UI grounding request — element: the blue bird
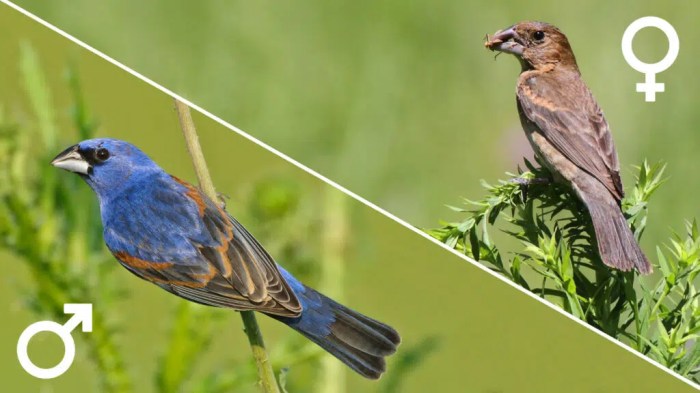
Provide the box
[51,138,400,379]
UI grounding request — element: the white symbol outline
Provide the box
[17,303,93,379]
[621,16,679,102]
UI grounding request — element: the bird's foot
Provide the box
[217,192,230,210]
[511,176,551,202]
[511,177,551,186]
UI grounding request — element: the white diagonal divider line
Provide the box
[2,1,697,390]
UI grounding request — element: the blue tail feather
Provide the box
[271,267,400,379]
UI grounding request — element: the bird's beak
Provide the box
[51,144,91,175]
[485,26,525,56]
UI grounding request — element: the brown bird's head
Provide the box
[485,21,578,71]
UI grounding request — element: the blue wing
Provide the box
[103,174,302,317]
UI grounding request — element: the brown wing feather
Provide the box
[517,71,623,200]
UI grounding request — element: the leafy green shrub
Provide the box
[429,157,700,382]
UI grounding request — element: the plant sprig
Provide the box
[428,157,700,382]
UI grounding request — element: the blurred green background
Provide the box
[0,1,698,392]
[11,0,700,250]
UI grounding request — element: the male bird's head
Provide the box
[485,21,578,71]
[51,138,162,198]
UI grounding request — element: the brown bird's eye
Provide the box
[95,148,110,162]
[533,31,545,41]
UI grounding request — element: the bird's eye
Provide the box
[533,31,545,41]
[94,148,110,162]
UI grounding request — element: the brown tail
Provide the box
[573,179,652,274]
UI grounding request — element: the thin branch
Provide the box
[174,100,217,199]
[174,99,280,393]
[317,188,347,393]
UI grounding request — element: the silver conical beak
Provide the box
[51,144,90,175]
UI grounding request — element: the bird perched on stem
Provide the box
[51,138,400,379]
[484,21,652,274]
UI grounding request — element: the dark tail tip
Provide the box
[326,303,401,379]
[279,287,400,379]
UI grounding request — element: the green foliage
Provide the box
[1,43,130,392]
[429,157,700,382]
[155,303,226,393]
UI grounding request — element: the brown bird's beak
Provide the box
[485,26,524,56]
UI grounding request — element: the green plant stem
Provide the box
[317,188,347,393]
[175,100,217,199]
[174,99,280,393]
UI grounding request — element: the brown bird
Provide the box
[485,21,652,274]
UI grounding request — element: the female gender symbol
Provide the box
[621,16,679,102]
